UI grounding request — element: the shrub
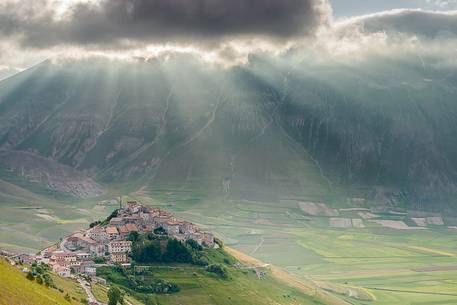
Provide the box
[36,275,43,285]
[206,264,228,279]
[214,238,224,248]
[186,239,203,251]
[108,286,122,305]
[35,265,43,274]
[26,271,35,281]
[127,231,140,242]
[64,293,71,302]
[89,221,101,228]
[145,295,157,305]
[194,256,209,266]
[92,257,106,264]
[153,227,166,235]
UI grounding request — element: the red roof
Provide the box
[90,226,105,233]
[52,252,76,258]
[159,211,173,217]
[78,236,97,245]
[125,223,138,232]
[165,220,183,226]
[106,226,118,234]
[125,216,142,221]
[118,225,129,234]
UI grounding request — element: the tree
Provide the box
[186,239,202,251]
[108,286,122,305]
[206,264,228,279]
[35,265,43,274]
[153,227,166,235]
[36,275,43,285]
[164,239,192,263]
[127,231,140,242]
[92,257,106,264]
[214,237,224,248]
[89,221,101,228]
[26,271,35,281]
[43,274,54,287]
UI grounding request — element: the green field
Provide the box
[2,188,457,305]
[133,191,457,305]
[0,188,122,252]
[96,259,325,305]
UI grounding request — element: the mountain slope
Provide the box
[0,56,456,209]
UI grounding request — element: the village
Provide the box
[5,201,215,281]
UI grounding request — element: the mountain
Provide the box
[0,55,456,210]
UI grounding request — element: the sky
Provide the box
[0,0,457,79]
[331,0,457,17]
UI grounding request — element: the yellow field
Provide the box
[0,259,83,305]
[225,247,352,305]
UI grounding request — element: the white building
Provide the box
[108,240,132,253]
[105,226,119,240]
[53,265,71,278]
[87,226,108,242]
[90,243,105,257]
[85,266,97,276]
[50,252,78,267]
[76,253,91,260]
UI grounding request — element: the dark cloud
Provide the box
[341,9,457,40]
[0,0,330,49]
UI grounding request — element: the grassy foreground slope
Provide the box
[97,265,327,305]
[96,246,342,305]
[0,259,84,305]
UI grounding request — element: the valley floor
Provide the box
[2,191,457,305]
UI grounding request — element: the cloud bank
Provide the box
[1,1,457,71]
[0,0,330,49]
[337,9,457,39]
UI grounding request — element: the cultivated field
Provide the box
[140,192,457,305]
[3,187,457,305]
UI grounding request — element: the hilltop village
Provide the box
[9,201,215,279]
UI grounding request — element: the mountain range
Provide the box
[1,53,456,210]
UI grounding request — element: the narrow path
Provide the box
[178,94,227,148]
[365,287,457,297]
[77,277,105,305]
[225,247,352,305]
[250,236,265,255]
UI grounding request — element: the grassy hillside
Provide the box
[0,259,84,305]
[97,256,328,305]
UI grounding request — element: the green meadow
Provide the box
[97,264,325,305]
